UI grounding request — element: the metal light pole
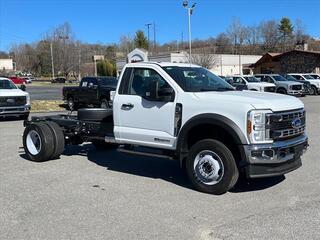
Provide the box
[50,42,55,80]
[183,1,196,64]
[145,23,152,50]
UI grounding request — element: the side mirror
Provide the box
[145,81,174,102]
[19,85,26,91]
[145,80,159,100]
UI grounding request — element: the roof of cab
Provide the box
[125,61,200,68]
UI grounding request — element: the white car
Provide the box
[0,77,30,119]
[288,73,320,95]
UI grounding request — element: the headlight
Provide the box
[247,109,273,144]
[26,94,30,105]
[289,85,293,90]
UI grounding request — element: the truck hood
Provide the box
[0,89,29,97]
[193,90,304,112]
[247,82,275,87]
[278,81,303,86]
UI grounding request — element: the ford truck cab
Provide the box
[0,77,30,119]
[226,75,276,92]
[22,62,308,194]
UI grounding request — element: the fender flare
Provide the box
[176,113,248,164]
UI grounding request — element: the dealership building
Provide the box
[0,58,14,72]
[116,48,261,76]
[251,50,320,74]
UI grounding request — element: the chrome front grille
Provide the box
[267,109,306,140]
[291,85,302,91]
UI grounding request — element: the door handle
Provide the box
[121,103,134,110]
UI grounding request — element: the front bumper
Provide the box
[0,105,31,117]
[242,134,308,178]
[288,90,303,96]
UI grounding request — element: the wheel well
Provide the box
[180,124,243,167]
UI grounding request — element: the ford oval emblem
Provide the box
[292,118,302,129]
[6,98,15,104]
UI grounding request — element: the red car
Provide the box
[9,76,26,85]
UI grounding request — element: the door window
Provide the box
[128,68,170,97]
[232,77,245,84]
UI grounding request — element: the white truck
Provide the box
[226,75,276,92]
[288,73,320,95]
[0,77,30,119]
[22,62,309,194]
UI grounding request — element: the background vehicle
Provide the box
[288,73,320,95]
[309,73,320,80]
[51,77,66,83]
[9,76,26,85]
[226,75,276,92]
[224,76,248,91]
[0,77,30,119]
[281,74,311,96]
[254,74,303,96]
[23,62,308,195]
[63,76,118,110]
[22,77,34,84]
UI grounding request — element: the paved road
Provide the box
[0,97,320,240]
[26,85,63,100]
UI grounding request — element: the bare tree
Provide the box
[259,20,280,51]
[190,50,216,69]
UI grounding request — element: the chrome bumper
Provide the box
[288,90,303,95]
[242,134,308,178]
[0,105,31,116]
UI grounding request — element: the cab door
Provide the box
[113,67,177,149]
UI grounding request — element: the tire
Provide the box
[277,88,287,94]
[23,122,55,162]
[186,139,239,195]
[310,86,318,95]
[100,98,110,109]
[45,121,65,159]
[92,140,118,150]
[78,108,113,122]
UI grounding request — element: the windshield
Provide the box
[311,74,320,79]
[162,66,234,92]
[0,80,17,89]
[244,76,260,82]
[304,75,314,80]
[98,77,118,87]
[284,75,297,81]
[272,75,288,82]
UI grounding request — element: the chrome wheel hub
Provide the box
[194,150,224,185]
[26,130,42,155]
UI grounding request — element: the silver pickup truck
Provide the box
[255,74,303,96]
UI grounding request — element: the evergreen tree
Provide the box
[134,30,149,50]
[278,17,294,44]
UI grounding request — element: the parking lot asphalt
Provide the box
[0,96,320,240]
[26,85,63,100]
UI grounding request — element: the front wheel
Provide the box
[186,139,239,195]
[310,86,318,95]
[277,88,287,94]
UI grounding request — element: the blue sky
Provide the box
[0,0,319,51]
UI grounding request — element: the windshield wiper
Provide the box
[199,87,234,92]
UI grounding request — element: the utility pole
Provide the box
[153,22,156,54]
[59,35,69,77]
[182,1,196,64]
[145,23,152,50]
[78,43,81,80]
[50,42,55,80]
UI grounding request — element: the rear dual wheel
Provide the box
[23,121,65,162]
